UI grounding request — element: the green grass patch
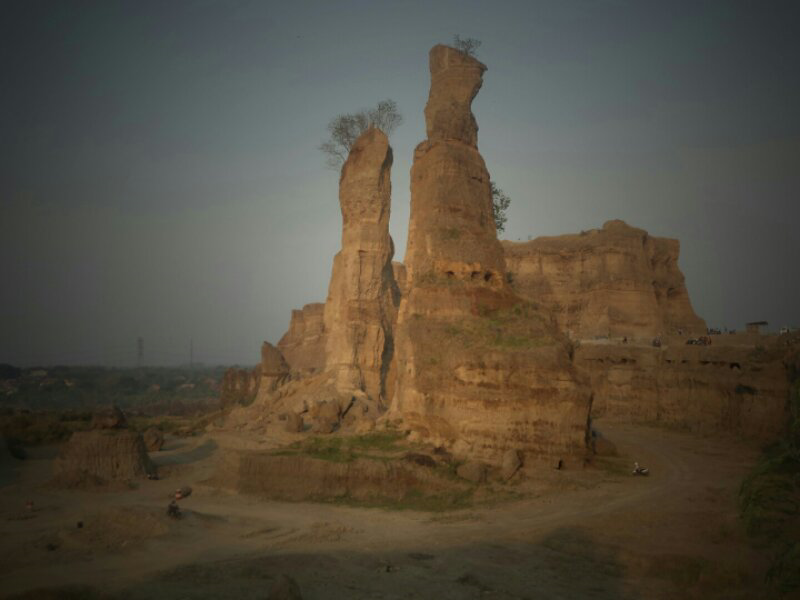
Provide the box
[271,431,405,463]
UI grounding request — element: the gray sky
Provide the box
[2,0,798,367]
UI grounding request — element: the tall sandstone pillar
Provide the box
[323,127,398,404]
[391,46,592,466]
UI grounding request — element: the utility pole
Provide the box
[137,337,144,368]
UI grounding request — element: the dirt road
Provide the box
[0,422,772,599]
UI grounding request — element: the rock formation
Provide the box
[322,127,399,404]
[257,341,290,396]
[220,367,260,407]
[53,407,155,487]
[389,45,592,467]
[142,427,164,452]
[278,303,327,375]
[503,220,706,339]
[226,130,399,432]
[575,336,790,441]
[90,404,128,430]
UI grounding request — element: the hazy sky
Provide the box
[2,0,799,367]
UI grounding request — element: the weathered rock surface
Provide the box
[142,427,164,452]
[248,342,292,407]
[284,412,304,433]
[501,449,522,480]
[457,461,488,484]
[278,303,327,375]
[220,367,260,407]
[576,336,790,440]
[323,127,399,405]
[390,45,592,467]
[503,220,706,339]
[53,430,155,487]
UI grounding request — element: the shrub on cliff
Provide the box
[319,99,402,169]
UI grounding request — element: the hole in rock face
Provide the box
[445,271,455,279]
[484,272,493,282]
[730,362,741,370]
[471,271,480,280]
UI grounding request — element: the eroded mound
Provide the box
[52,430,155,489]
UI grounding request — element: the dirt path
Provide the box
[0,422,772,599]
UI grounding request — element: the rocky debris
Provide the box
[501,449,522,480]
[503,220,706,340]
[143,427,164,452]
[284,412,304,433]
[53,430,155,488]
[389,44,592,468]
[268,574,303,600]
[311,418,337,435]
[278,303,327,375]
[323,127,399,404]
[313,400,341,423]
[308,400,341,434]
[353,417,376,434]
[457,461,488,484]
[90,405,127,430]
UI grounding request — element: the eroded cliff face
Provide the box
[277,303,327,375]
[390,45,592,467]
[503,220,706,339]
[323,128,399,404]
[575,337,790,441]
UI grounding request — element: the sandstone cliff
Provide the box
[323,128,399,404]
[220,366,260,407]
[575,336,790,441]
[390,45,592,467]
[277,302,327,374]
[503,220,706,339]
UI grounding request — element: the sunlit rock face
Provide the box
[322,127,400,405]
[575,340,789,441]
[278,303,327,375]
[254,341,290,401]
[503,220,706,340]
[390,45,592,467]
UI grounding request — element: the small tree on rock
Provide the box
[319,99,402,169]
[491,181,511,234]
[453,34,481,57]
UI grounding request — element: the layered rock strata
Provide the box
[576,337,790,441]
[503,220,706,339]
[390,45,592,466]
[323,128,399,404]
[53,410,156,487]
[277,303,327,375]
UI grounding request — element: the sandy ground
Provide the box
[0,421,774,599]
